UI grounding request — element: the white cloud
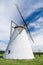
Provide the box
[0,42,8,51]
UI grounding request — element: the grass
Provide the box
[0,53,43,65]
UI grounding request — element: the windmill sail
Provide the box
[10,21,25,44]
[7,20,24,51]
[15,4,34,43]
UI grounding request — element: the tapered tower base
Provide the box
[3,29,34,59]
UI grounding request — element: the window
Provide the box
[8,50,10,54]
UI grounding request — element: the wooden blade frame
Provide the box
[15,4,34,43]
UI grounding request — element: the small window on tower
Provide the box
[8,50,10,54]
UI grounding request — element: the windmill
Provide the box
[3,4,34,59]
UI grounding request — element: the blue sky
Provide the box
[0,0,43,50]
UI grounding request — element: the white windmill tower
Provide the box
[3,4,34,59]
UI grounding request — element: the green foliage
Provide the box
[0,53,43,65]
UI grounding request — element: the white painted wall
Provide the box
[3,29,34,59]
